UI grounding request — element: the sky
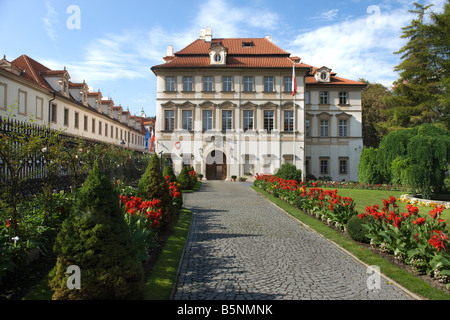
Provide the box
[0,0,446,117]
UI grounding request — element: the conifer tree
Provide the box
[138,153,177,230]
[49,161,144,300]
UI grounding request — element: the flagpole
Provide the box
[292,62,296,168]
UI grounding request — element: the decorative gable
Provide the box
[209,43,227,66]
[314,66,332,83]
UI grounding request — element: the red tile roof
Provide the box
[152,37,365,86]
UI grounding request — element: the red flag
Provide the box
[292,63,297,96]
[150,128,155,151]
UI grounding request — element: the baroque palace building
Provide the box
[151,28,365,181]
[0,54,153,151]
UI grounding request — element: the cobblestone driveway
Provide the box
[173,181,417,300]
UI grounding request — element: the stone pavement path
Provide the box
[173,181,417,300]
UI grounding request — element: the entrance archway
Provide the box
[206,150,227,180]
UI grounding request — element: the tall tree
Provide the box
[386,2,448,129]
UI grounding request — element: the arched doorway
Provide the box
[206,150,227,180]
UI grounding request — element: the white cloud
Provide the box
[41,1,58,42]
[321,9,339,21]
[288,5,415,86]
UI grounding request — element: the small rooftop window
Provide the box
[242,41,254,48]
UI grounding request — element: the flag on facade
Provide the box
[292,63,297,96]
[150,128,156,152]
[145,128,150,149]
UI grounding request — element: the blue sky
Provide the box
[0,0,446,117]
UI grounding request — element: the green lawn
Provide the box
[322,188,450,232]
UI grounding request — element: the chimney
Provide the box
[205,27,212,42]
[163,45,175,63]
[199,28,206,40]
[266,35,272,42]
[166,45,174,57]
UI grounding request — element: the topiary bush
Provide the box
[346,215,370,243]
[274,163,302,182]
[162,165,176,183]
[177,166,194,190]
[48,161,144,300]
[138,154,177,230]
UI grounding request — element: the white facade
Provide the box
[151,30,365,181]
[0,55,148,151]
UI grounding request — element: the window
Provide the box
[222,110,233,131]
[116,127,118,139]
[105,123,108,137]
[92,119,95,133]
[166,76,175,92]
[18,90,27,115]
[203,76,213,92]
[339,119,348,137]
[321,72,327,81]
[223,76,232,92]
[36,97,43,119]
[320,91,328,104]
[51,104,57,123]
[284,76,292,93]
[214,54,222,62]
[183,76,193,92]
[111,125,114,138]
[202,110,213,131]
[320,159,328,175]
[74,112,79,129]
[264,76,274,92]
[320,120,329,137]
[339,92,348,105]
[164,110,175,131]
[305,119,310,137]
[243,110,254,131]
[64,108,69,126]
[305,91,310,104]
[99,121,102,135]
[84,115,88,131]
[284,110,294,132]
[264,110,274,132]
[182,110,193,131]
[339,159,348,174]
[243,76,253,92]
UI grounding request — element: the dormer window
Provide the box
[209,43,227,65]
[242,41,254,48]
[315,66,331,83]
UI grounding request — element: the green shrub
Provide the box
[48,161,144,299]
[138,154,177,230]
[346,215,370,243]
[274,163,302,182]
[162,165,176,183]
[358,147,383,184]
[177,166,194,190]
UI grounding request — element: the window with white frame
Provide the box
[305,91,310,104]
[243,110,254,131]
[202,110,213,131]
[339,92,348,105]
[84,115,88,131]
[339,119,348,137]
[164,110,175,131]
[203,76,213,92]
[64,108,69,127]
[284,110,294,132]
[166,76,175,92]
[320,119,329,137]
[182,110,193,131]
[243,76,253,92]
[51,104,57,123]
[320,91,328,104]
[222,110,233,131]
[183,76,193,92]
[74,112,79,129]
[223,76,232,92]
[305,119,310,137]
[264,110,274,132]
[339,159,348,174]
[320,159,329,175]
[264,76,274,92]
[284,77,292,93]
